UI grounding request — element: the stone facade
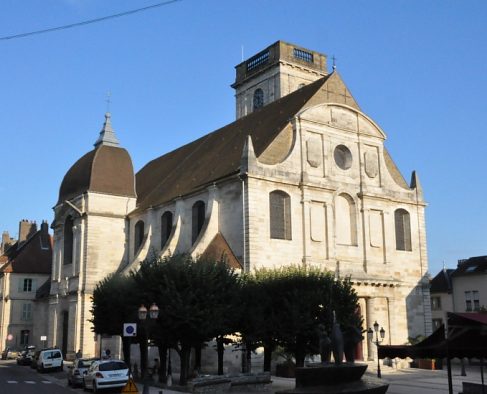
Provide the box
[43,41,431,362]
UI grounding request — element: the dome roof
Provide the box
[57,113,136,204]
[58,145,136,204]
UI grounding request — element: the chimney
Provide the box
[18,220,37,242]
[41,220,49,234]
[1,231,15,254]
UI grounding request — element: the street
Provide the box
[1,359,80,394]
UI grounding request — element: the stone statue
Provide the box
[343,326,363,363]
[318,324,331,364]
[330,312,344,365]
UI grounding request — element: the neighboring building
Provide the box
[0,220,52,351]
[429,268,454,331]
[46,40,431,361]
[451,256,487,313]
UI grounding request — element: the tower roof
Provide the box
[94,112,120,147]
[57,114,136,204]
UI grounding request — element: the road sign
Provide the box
[7,334,13,341]
[40,335,47,341]
[121,378,139,393]
[123,323,137,337]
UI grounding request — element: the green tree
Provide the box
[240,266,360,369]
[91,273,140,365]
[133,253,241,385]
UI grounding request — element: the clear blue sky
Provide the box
[1,0,486,275]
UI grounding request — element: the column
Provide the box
[365,297,376,360]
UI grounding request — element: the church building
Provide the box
[45,41,432,360]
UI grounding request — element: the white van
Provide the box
[37,348,63,372]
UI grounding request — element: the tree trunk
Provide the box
[139,327,148,378]
[179,343,191,386]
[158,344,167,383]
[295,345,305,368]
[194,344,202,374]
[217,336,224,375]
[263,343,273,372]
[122,337,132,372]
[246,343,252,373]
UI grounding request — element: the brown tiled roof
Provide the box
[201,232,242,270]
[135,75,346,211]
[0,228,52,274]
[58,145,136,204]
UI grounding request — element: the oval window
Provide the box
[334,145,352,170]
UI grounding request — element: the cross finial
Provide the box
[332,55,337,71]
[105,91,111,113]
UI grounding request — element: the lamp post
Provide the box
[367,321,386,378]
[138,303,159,394]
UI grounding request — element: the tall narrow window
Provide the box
[253,88,264,111]
[20,330,30,345]
[335,193,357,245]
[23,278,33,292]
[63,216,73,265]
[269,191,292,240]
[394,209,412,251]
[161,211,173,249]
[21,303,32,321]
[134,220,145,253]
[192,201,205,244]
[465,291,472,312]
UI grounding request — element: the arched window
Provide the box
[161,211,173,249]
[335,193,357,246]
[395,209,412,251]
[269,191,292,240]
[192,201,205,244]
[253,88,264,111]
[134,220,145,253]
[63,216,73,265]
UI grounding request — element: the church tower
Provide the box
[232,41,328,118]
[48,113,136,358]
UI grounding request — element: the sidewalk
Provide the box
[137,362,486,394]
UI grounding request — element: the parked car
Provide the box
[82,359,129,392]
[16,346,36,365]
[30,350,41,369]
[1,347,18,360]
[37,348,63,372]
[68,357,97,387]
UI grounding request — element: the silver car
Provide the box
[82,359,129,392]
[67,358,97,387]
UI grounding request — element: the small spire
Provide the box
[94,112,120,148]
[410,170,423,199]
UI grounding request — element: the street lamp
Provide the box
[367,321,386,378]
[138,303,159,394]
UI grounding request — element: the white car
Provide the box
[37,348,63,372]
[82,359,129,392]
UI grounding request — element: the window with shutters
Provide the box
[192,201,205,244]
[21,303,32,321]
[134,220,145,253]
[394,209,412,251]
[161,211,173,249]
[63,216,74,265]
[269,191,292,240]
